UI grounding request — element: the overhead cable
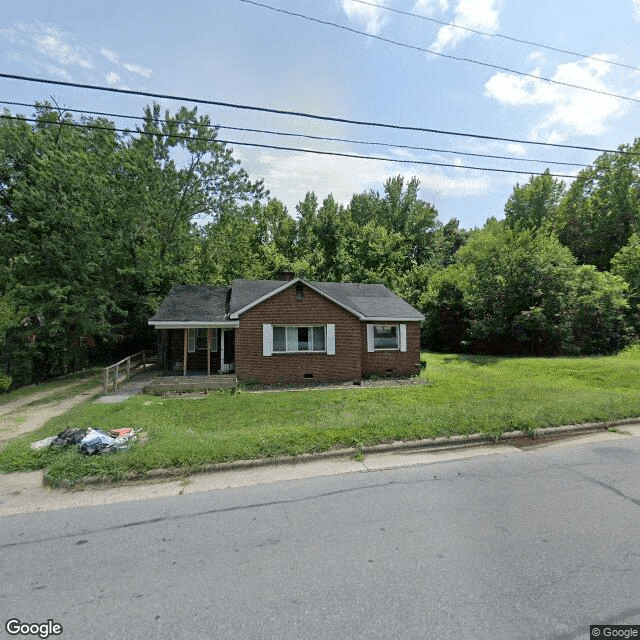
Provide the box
[0,100,586,168]
[0,72,634,156]
[348,0,640,73]
[0,113,578,179]
[237,0,640,104]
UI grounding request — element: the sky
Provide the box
[0,0,639,229]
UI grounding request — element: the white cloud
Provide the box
[413,0,449,14]
[6,50,73,81]
[430,0,500,52]
[484,55,627,142]
[506,143,527,157]
[526,50,546,64]
[32,25,93,69]
[101,48,119,63]
[0,21,152,82]
[340,0,387,35]
[101,47,151,77]
[242,150,490,215]
[3,22,93,71]
[632,0,640,21]
[106,71,121,85]
[122,61,152,77]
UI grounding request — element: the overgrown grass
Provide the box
[2,348,640,485]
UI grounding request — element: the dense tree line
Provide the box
[0,104,639,387]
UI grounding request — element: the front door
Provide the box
[220,329,235,373]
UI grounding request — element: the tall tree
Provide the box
[610,233,640,333]
[348,176,440,270]
[0,103,267,383]
[556,138,640,270]
[503,169,565,231]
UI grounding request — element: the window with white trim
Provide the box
[373,325,399,350]
[272,326,326,352]
[187,328,218,353]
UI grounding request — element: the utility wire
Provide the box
[348,0,640,73]
[0,100,586,168]
[0,113,579,179]
[0,72,634,156]
[238,0,640,104]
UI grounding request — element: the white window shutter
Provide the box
[400,324,407,352]
[188,328,196,353]
[367,324,375,352]
[326,324,335,355]
[263,324,273,357]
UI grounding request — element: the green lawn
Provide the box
[1,348,640,486]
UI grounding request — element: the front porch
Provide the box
[144,373,238,393]
[156,326,236,376]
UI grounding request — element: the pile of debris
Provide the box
[31,427,139,455]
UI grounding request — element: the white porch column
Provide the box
[183,328,188,376]
[220,329,226,373]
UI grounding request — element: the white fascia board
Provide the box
[148,321,240,328]
[229,277,305,319]
[361,316,425,322]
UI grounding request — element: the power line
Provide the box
[0,72,634,156]
[0,113,579,179]
[0,100,586,168]
[348,0,640,73]
[238,0,640,104]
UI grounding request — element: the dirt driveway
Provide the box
[0,379,103,445]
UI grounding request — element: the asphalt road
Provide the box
[1,437,640,640]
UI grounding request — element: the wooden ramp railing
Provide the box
[103,351,154,394]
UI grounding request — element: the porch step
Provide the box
[144,374,238,393]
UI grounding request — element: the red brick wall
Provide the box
[235,284,363,384]
[360,322,422,377]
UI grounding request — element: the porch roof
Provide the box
[148,285,234,327]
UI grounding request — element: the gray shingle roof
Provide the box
[229,278,424,320]
[312,281,424,320]
[229,279,287,316]
[149,285,230,323]
[150,279,424,324]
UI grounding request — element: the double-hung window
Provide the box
[273,326,326,352]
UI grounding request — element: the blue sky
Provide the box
[1,0,639,228]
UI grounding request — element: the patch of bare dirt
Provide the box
[0,385,102,444]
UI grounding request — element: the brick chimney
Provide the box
[278,269,295,281]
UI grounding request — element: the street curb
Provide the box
[46,417,640,489]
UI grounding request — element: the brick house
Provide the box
[148,273,424,384]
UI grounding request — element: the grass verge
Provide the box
[1,348,640,486]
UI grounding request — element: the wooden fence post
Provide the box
[115,363,119,391]
[103,368,108,395]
